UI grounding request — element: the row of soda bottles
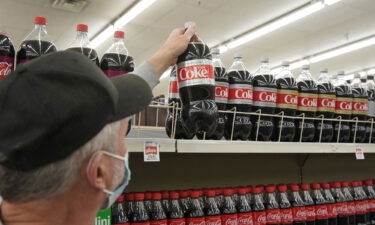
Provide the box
[164,23,375,143]
[0,16,135,80]
[112,179,375,225]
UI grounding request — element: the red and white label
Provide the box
[317,94,336,112]
[252,211,266,225]
[305,206,316,221]
[221,214,238,225]
[276,90,298,110]
[335,98,352,115]
[0,56,14,80]
[228,83,253,105]
[355,201,368,214]
[266,209,281,224]
[215,81,229,104]
[370,199,375,212]
[292,206,306,222]
[151,219,168,225]
[315,205,329,219]
[206,216,222,225]
[327,203,338,217]
[280,208,293,224]
[352,100,368,115]
[347,202,356,215]
[177,59,214,88]
[169,76,179,99]
[237,212,253,225]
[336,202,349,216]
[168,218,186,225]
[298,93,318,111]
[253,87,277,107]
[187,217,205,225]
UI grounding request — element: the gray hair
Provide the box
[0,120,122,203]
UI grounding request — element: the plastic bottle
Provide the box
[204,190,222,225]
[310,184,329,225]
[330,182,350,225]
[351,181,367,225]
[363,180,375,225]
[350,73,368,143]
[187,191,206,225]
[169,192,186,225]
[145,192,153,215]
[252,187,267,225]
[131,193,150,225]
[237,188,254,225]
[365,75,375,143]
[222,189,238,225]
[150,192,168,225]
[0,30,15,80]
[300,184,316,225]
[320,183,338,225]
[112,195,130,225]
[277,185,293,225]
[162,191,171,215]
[179,190,190,216]
[289,184,307,225]
[126,193,135,219]
[265,185,281,225]
[340,182,355,225]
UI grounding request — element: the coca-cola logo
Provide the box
[234,88,253,100]
[320,98,335,108]
[238,216,253,225]
[295,209,306,218]
[178,65,211,81]
[316,208,328,216]
[0,62,12,77]
[305,209,315,217]
[339,101,352,110]
[256,215,266,223]
[281,212,293,221]
[225,218,238,225]
[284,94,298,105]
[188,220,205,225]
[300,97,317,107]
[267,213,281,222]
[206,219,221,225]
[259,92,277,102]
[216,86,228,98]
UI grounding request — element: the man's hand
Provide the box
[148,24,197,78]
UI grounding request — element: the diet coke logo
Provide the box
[339,102,352,111]
[301,98,317,107]
[353,102,368,111]
[284,94,298,105]
[178,65,211,81]
[235,88,253,100]
[259,92,277,103]
[216,86,228,98]
[320,98,335,108]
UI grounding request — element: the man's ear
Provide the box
[86,152,112,191]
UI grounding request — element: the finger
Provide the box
[184,24,196,40]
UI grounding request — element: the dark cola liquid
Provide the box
[224,70,252,140]
[315,82,335,142]
[100,53,134,77]
[16,40,57,64]
[165,109,194,139]
[333,85,352,143]
[177,42,218,136]
[367,88,375,143]
[295,80,317,142]
[0,34,15,80]
[251,74,277,141]
[67,47,99,66]
[272,77,297,142]
[350,87,367,143]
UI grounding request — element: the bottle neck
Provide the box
[72,30,91,48]
[318,72,330,83]
[254,193,263,203]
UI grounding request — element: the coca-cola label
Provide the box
[317,94,336,112]
[206,215,222,225]
[266,209,281,224]
[347,202,356,215]
[352,98,368,115]
[315,205,329,219]
[237,212,253,225]
[335,97,352,115]
[228,83,253,105]
[292,206,306,222]
[327,203,338,217]
[168,218,186,225]
[151,219,168,225]
[305,206,316,221]
[187,217,205,225]
[0,56,14,80]
[336,202,349,216]
[355,201,368,214]
[252,211,266,225]
[276,89,298,110]
[177,59,214,88]
[169,75,180,99]
[221,214,238,225]
[253,87,277,107]
[297,93,318,112]
[215,81,229,104]
[280,208,293,224]
[370,199,375,212]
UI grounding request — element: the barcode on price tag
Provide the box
[355,146,365,160]
[144,141,160,162]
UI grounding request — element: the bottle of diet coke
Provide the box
[350,73,368,143]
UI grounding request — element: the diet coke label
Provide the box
[266,209,281,224]
[252,211,266,225]
[221,214,238,225]
[352,99,368,115]
[305,206,316,221]
[327,203,338,217]
[253,87,277,107]
[206,215,222,225]
[237,212,253,225]
[335,97,352,115]
[292,206,307,222]
[317,94,336,112]
[169,76,180,99]
[276,89,298,110]
[315,205,329,219]
[177,59,215,88]
[168,218,186,225]
[215,81,229,104]
[228,83,253,105]
[187,217,205,225]
[280,209,293,224]
[0,56,14,80]
[298,93,318,112]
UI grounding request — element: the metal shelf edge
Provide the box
[127,138,176,153]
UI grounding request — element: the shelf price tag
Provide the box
[355,146,365,160]
[144,141,160,162]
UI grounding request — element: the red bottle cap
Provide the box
[265,185,276,193]
[351,181,359,187]
[340,182,348,187]
[277,185,287,192]
[365,180,374,185]
[34,16,47,25]
[187,190,192,196]
[358,181,363,186]
[161,191,169,199]
[252,187,263,194]
[126,193,135,201]
[116,194,124,202]
[205,190,216,197]
[77,24,88,32]
[179,191,188,198]
[256,185,265,192]
[300,184,309,190]
[134,193,145,200]
[223,189,234,196]
[321,183,330,189]
[152,192,162,200]
[238,188,248,195]
[311,183,321,189]
[191,191,200,198]
[145,192,152,200]
[114,30,125,38]
[290,184,300,191]
[170,192,179,199]
[215,189,223,195]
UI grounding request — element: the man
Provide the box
[0,24,196,225]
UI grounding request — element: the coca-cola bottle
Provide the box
[187,191,206,225]
[251,58,277,141]
[320,183,338,225]
[177,22,218,136]
[311,184,329,225]
[330,182,350,225]
[333,71,352,143]
[179,190,190,216]
[300,184,316,225]
[294,65,318,142]
[162,191,171,214]
[224,54,253,140]
[112,195,130,225]
[277,185,293,225]
[366,75,375,143]
[145,192,153,215]
[169,192,186,225]
[199,190,205,210]
[150,192,168,225]
[350,73,368,143]
[216,189,225,210]
[363,180,375,225]
[237,188,254,225]
[204,190,222,225]
[272,61,298,142]
[357,181,371,225]
[252,187,267,225]
[340,182,355,225]
[222,189,239,225]
[351,181,368,225]
[131,193,150,225]
[289,184,307,225]
[166,66,195,139]
[265,185,281,225]
[0,30,15,80]
[315,69,336,142]
[126,193,135,219]
[246,187,254,207]
[17,17,57,64]
[67,24,99,65]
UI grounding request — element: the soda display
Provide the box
[0,31,15,80]
[310,184,329,225]
[186,191,205,225]
[366,75,375,143]
[131,193,150,225]
[224,54,253,140]
[252,187,266,225]
[151,193,168,225]
[265,185,282,225]
[251,58,277,141]
[300,184,316,225]
[66,24,99,66]
[320,183,338,225]
[290,184,307,225]
[237,188,253,225]
[272,61,298,142]
[294,65,318,142]
[204,190,222,225]
[315,69,336,142]
[221,189,238,225]
[333,71,352,143]
[17,17,57,64]
[350,73,368,143]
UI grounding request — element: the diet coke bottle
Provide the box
[366,75,375,143]
[330,182,350,225]
[265,185,281,225]
[251,58,277,141]
[272,61,298,142]
[289,184,307,225]
[237,188,254,225]
[131,193,150,225]
[204,190,222,225]
[277,185,293,225]
[320,183,338,225]
[294,65,318,142]
[187,191,206,225]
[177,22,218,136]
[221,189,238,225]
[0,30,15,80]
[252,187,267,225]
[363,180,375,224]
[300,184,316,225]
[150,193,168,225]
[311,184,329,225]
[169,192,186,225]
[350,73,368,143]
[224,54,253,140]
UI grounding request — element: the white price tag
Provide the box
[355,146,365,160]
[144,141,160,162]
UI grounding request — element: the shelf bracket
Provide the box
[297,153,310,183]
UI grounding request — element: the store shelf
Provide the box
[127,138,175,152]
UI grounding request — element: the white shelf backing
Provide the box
[176,140,375,153]
[127,138,176,153]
